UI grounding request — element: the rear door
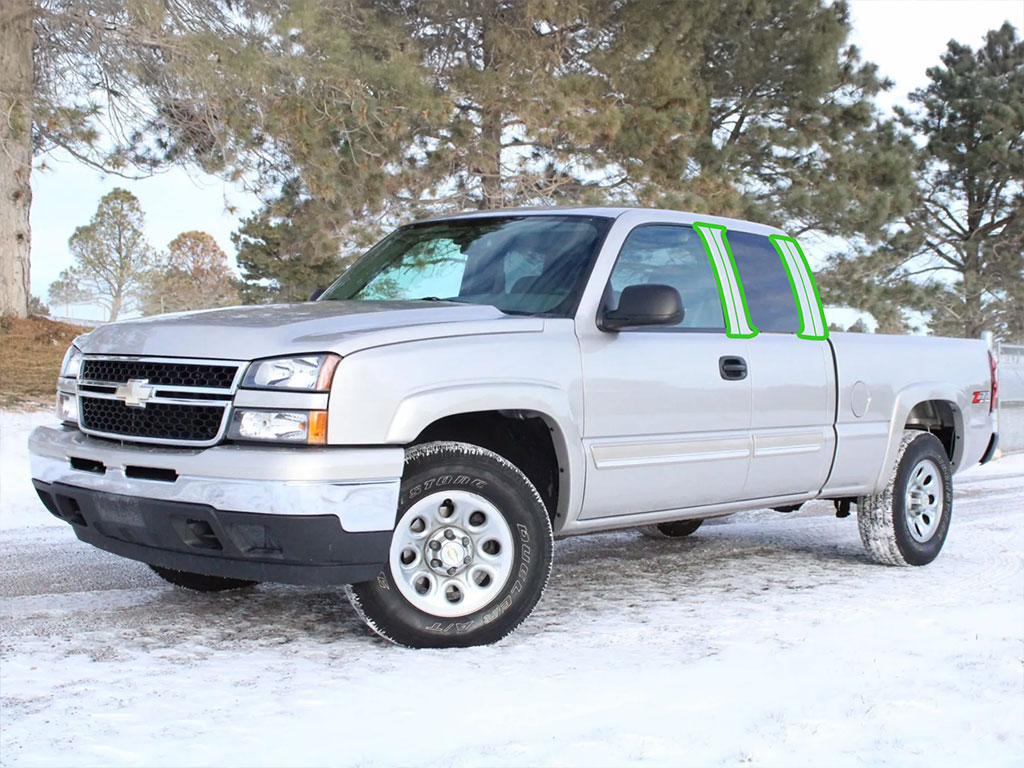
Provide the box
[727,230,836,498]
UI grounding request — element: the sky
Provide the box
[28,0,1024,321]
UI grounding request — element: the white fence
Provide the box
[997,342,1024,454]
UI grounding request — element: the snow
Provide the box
[1,409,1022,766]
[0,410,65,531]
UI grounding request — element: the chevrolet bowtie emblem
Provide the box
[115,378,155,408]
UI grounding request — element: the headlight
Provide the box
[57,392,79,424]
[242,354,340,391]
[228,409,328,445]
[60,346,83,378]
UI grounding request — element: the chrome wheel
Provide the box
[389,490,515,618]
[904,458,943,543]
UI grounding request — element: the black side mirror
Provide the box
[599,284,684,331]
[308,287,326,301]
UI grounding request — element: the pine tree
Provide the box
[48,268,94,315]
[236,0,916,301]
[0,1,33,317]
[0,1,254,317]
[3,1,387,317]
[821,24,1023,341]
[909,24,1024,340]
[232,185,367,304]
[66,188,153,321]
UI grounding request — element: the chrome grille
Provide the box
[76,356,244,446]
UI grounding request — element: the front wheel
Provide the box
[857,430,953,566]
[347,442,553,648]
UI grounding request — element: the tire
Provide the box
[857,430,953,566]
[346,441,554,648]
[639,519,704,539]
[149,565,258,592]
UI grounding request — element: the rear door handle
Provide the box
[719,356,747,381]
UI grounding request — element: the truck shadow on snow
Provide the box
[90,513,875,651]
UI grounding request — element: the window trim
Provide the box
[768,234,829,340]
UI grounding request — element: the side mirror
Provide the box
[599,284,684,332]
[308,287,326,301]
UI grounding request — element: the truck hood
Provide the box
[76,301,544,359]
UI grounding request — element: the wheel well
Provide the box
[905,399,958,461]
[411,411,561,523]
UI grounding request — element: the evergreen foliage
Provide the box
[227,0,917,298]
[28,295,49,315]
[47,268,93,314]
[63,188,153,321]
[8,1,1016,333]
[820,23,1023,341]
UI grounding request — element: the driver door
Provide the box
[577,224,752,520]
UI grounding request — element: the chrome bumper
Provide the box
[28,424,404,532]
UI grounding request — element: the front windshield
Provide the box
[319,215,612,316]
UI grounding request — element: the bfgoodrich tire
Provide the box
[857,430,953,566]
[346,441,553,648]
[149,565,258,592]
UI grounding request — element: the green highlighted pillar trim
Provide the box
[769,234,829,340]
[693,222,758,339]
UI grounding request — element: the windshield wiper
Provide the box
[414,296,465,303]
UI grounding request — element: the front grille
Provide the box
[80,397,225,443]
[80,359,238,389]
[75,355,242,446]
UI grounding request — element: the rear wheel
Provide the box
[149,565,258,592]
[347,442,553,648]
[640,519,704,539]
[857,430,953,566]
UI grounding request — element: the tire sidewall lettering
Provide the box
[403,477,489,505]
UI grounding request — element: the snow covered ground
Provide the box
[2,410,1022,767]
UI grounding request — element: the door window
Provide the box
[607,225,726,331]
[727,231,801,334]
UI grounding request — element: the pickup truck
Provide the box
[29,207,1000,648]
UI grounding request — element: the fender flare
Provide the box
[872,382,966,494]
[385,382,586,529]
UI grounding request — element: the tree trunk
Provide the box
[962,240,984,339]
[479,105,504,209]
[477,14,503,210]
[108,293,122,322]
[0,0,33,318]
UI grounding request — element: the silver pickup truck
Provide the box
[29,207,999,647]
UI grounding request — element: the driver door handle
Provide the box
[719,356,748,381]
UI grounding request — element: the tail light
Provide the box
[989,350,998,413]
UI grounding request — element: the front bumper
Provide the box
[29,424,404,585]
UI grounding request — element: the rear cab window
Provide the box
[728,230,802,334]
